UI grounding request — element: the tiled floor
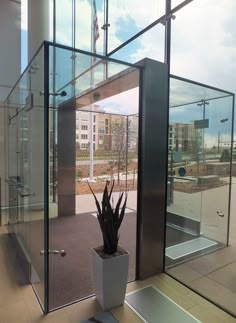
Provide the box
[167,181,236,317]
[0,225,236,323]
[167,248,236,316]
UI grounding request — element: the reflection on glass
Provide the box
[108,0,165,53]
[171,0,188,9]
[5,48,45,310]
[166,75,235,316]
[48,43,140,310]
[55,0,73,46]
[75,0,104,54]
[110,23,165,64]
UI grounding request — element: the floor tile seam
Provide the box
[190,274,236,301]
[186,258,236,277]
[186,290,236,317]
[182,291,236,322]
[157,275,192,296]
[204,274,236,295]
[203,258,236,276]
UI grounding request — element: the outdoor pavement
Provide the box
[76,178,236,244]
[76,190,137,214]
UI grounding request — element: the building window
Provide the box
[93,125,96,132]
[81,124,88,130]
[81,113,88,121]
[81,134,88,139]
[93,134,96,141]
[93,115,96,122]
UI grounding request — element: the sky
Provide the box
[21,0,236,147]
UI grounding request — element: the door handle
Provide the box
[40,249,66,257]
[217,211,224,217]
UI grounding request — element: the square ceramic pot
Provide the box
[91,247,129,310]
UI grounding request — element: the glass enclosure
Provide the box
[5,46,45,308]
[166,75,235,314]
[5,42,140,312]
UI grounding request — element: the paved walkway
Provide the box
[76,190,137,214]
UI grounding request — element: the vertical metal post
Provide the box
[52,0,57,203]
[227,94,235,245]
[164,0,172,70]
[136,59,168,279]
[126,115,129,190]
[43,42,49,314]
[104,0,109,56]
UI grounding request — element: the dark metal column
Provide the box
[58,100,76,217]
[136,58,168,279]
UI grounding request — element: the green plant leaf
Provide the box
[87,180,127,255]
[118,193,127,229]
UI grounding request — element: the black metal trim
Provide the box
[164,0,172,67]
[43,43,50,314]
[170,94,233,109]
[227,94,235,245]
[170,74,235,96]
[163,0,171,272]
[135,68,143,280]
[163,81,171,270]
[104,0,109,56]
[44,41,139,68]
[107,0,194,58]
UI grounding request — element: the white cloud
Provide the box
[170,0,236,94]
[21,0,27,31]
[22,0,236,120]
[97,87,139,116]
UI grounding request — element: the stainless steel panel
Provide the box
[137,59,168,279]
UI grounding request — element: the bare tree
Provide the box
[110,118,127,185]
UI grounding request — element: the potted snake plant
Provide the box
[88,180,129,310]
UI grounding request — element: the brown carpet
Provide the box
[9,213,200,310]
[30,212,137,310]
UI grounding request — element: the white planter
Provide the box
[91,247,129,310]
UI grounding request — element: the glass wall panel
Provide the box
[5,47,46,310]
[170,0,236,96]
[54,0,105,54]
[166,75,235,316]
[171,0,188,9]
[28,50,45,308]
[110,23,165,64]
[47,43,140,310]
[108,0,165,53]
[75,0,104,54]
[55,0,73,46]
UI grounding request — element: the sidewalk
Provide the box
[76,190,137,214]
